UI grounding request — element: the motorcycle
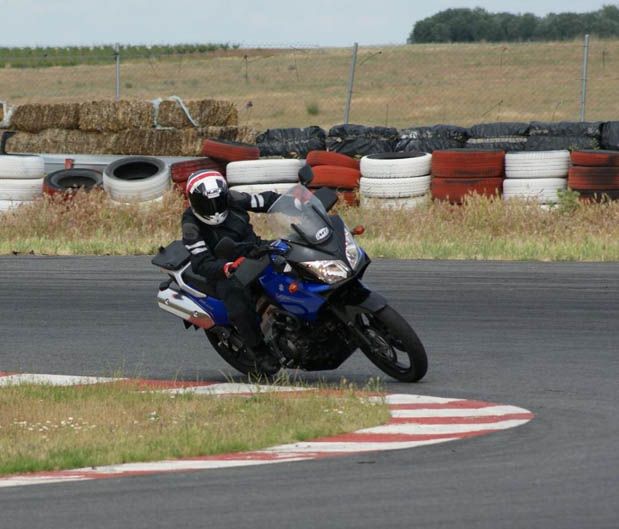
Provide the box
[152,165,427,382]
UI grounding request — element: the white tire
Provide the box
[0,178,43,200]
[360,175,431,198]
[103,156,170,203]
[503,178,567,204]
[360,153,432,178]
[228,183,297,195]
[0,155,45,179]
[361,194,430,209]
[505,150,570,178]
[226,159,303,185]
[0,200,26,212]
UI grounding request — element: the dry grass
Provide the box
[0,40,617,129]
[0,379,388,475]
[1,189,618,261]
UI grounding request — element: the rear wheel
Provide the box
[358,305,428,382]
[205,330,279,377]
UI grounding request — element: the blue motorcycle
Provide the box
[152,169,427,382]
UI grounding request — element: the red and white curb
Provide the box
[0,373,534,488]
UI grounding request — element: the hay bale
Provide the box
[79,100,154,132]
[115,129,186,156]
[157,99,238,128]
[5,129,118,155]
[10,103,80,133]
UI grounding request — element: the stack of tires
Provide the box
[306,151,360,206]
[568,150,619,201]
[430,150,504,204]
[360,152,432,208]
[226,159,303,195]
[0,155,45,212]
[503,150,570,204]
[103,156,170,205]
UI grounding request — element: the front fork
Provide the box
[329,287,388,349]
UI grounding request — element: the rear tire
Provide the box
[205,330,278,377]
[358,305,427,382]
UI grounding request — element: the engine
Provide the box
[260,305,355,370]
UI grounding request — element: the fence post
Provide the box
[114,43,121,101]
[579,34,590,122]
[343,43,358,124]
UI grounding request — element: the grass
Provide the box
[0,378,388,476]
[1,189,618,261]
[0,40,617,128]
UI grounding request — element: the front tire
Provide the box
[358,305,428,382]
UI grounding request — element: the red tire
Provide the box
[309,166,361,189]
[568,167,619,190]
[431,177,503,204]
[571,150,619,167]
[306,150,360,170]
[432,150,505,178]
[202,139,260,163]
[171,158,226,184]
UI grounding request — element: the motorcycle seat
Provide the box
[181,269,218,298]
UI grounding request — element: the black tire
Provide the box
[43,168,102,196]
[358,305,427,382]
[205,330,278,377]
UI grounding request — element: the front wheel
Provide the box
[358,305,428,382]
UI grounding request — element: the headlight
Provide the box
[344,228,361,269]
[298,260,350,284]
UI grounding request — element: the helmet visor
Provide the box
[192,192,228,217]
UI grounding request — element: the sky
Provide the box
[0,0,615,48]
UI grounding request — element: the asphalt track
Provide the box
[1,257,618,529]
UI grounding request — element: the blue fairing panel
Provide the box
[193,294,230,326]
[259,267,330,321]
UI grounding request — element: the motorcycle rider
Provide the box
[182,170,281,373]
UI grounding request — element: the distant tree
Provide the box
[408,5,619,43]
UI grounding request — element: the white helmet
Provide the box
[186,170,229,225]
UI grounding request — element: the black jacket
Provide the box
[182,190,280,281]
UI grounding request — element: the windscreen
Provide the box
[266,184,333,245]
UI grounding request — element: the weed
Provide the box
[306,101,320,115]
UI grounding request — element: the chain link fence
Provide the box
[0,38,617,131]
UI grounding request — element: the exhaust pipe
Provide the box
[157,288,215,330]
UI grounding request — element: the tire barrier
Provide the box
[503,178,567,203]
[431,150,504,178]
[201,139,260,163]
[465,122,529,152]
[505,150,570,178]
[306,150,360,170]
[431,177,503,204]
[569,151,619,200]
[360,174,431,198]
[103,156,170,203]
[0,154,45,210]
[43,169,103,197]
[395,125,468,153]
[225,182,297,195]
[360,152,432,179]
[226,159,303,186]
[502,150,569,204]
[310,166,361,189]
[326,124,399,157]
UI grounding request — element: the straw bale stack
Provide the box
[157,99,238,128]
[5,129,118,155]
[0,105,4,124]
[79,100,154,132]
[9,103,80,133]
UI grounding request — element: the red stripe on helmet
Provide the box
[186,171,224,194]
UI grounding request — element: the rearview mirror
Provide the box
[298,164,314,186]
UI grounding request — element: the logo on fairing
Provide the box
[315,227,330,241]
